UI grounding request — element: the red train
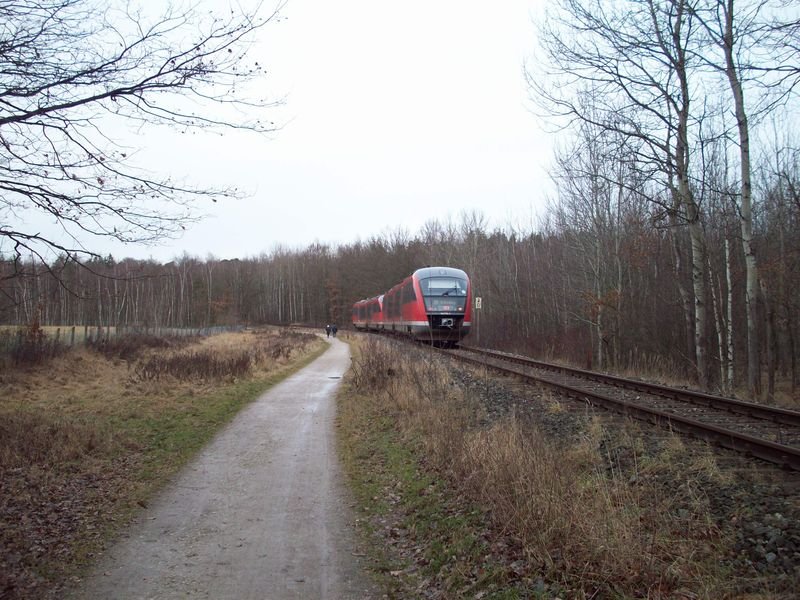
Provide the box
[352,266,472,347]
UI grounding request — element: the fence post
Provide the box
[70,326,75,346]
[84,325,89,343]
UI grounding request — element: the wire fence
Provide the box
[59,325,243,345]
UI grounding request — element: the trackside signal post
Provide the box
[474,296,482,345]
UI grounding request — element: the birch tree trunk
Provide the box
[721,0,761,397]
[761,278,776,402]
[709,252,726,391]
[725,239,735,392]
[669,207,696,377]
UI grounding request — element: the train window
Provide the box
[421,277,467,296]
[402,281,417,302]
[386,292,396,318]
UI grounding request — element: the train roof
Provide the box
[354,294,383,305]
[412,266,469,280]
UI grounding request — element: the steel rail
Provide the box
[446,350,800,472]
[460,346,800,427]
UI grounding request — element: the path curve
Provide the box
[72,337,376,599]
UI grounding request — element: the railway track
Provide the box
[443,346,800,471]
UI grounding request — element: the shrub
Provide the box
[0,323,65,369]
[134,348,252,382]
[249,329,318,366]
[87,333,185,361]
[349,337,400,392]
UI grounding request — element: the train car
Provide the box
[354,266,471,347]
[352,294,384,331]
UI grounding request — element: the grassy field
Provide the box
[0,327,326,599]
[3,328,789,598]
[336,336,739,599]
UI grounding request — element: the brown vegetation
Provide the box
[0,323,67,368]
[0,328,323,599]
[341,337,738,597]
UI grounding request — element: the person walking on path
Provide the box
[325,324,331,338]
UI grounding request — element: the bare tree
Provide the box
[0,0,281,269]
[530,0,711,387]
[688,0,800,396]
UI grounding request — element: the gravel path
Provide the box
[71,337,376,600]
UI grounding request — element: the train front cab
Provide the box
[411,267,472,346]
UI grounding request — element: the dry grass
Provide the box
[770,380,800,411]
[341,337,731,598]
[0,327,324,599]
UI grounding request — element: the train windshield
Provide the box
[420,276,468,312]
[421,277,467,296]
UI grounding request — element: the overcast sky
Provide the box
[112,0,552,262]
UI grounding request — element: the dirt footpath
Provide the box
[72,337,377,600]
